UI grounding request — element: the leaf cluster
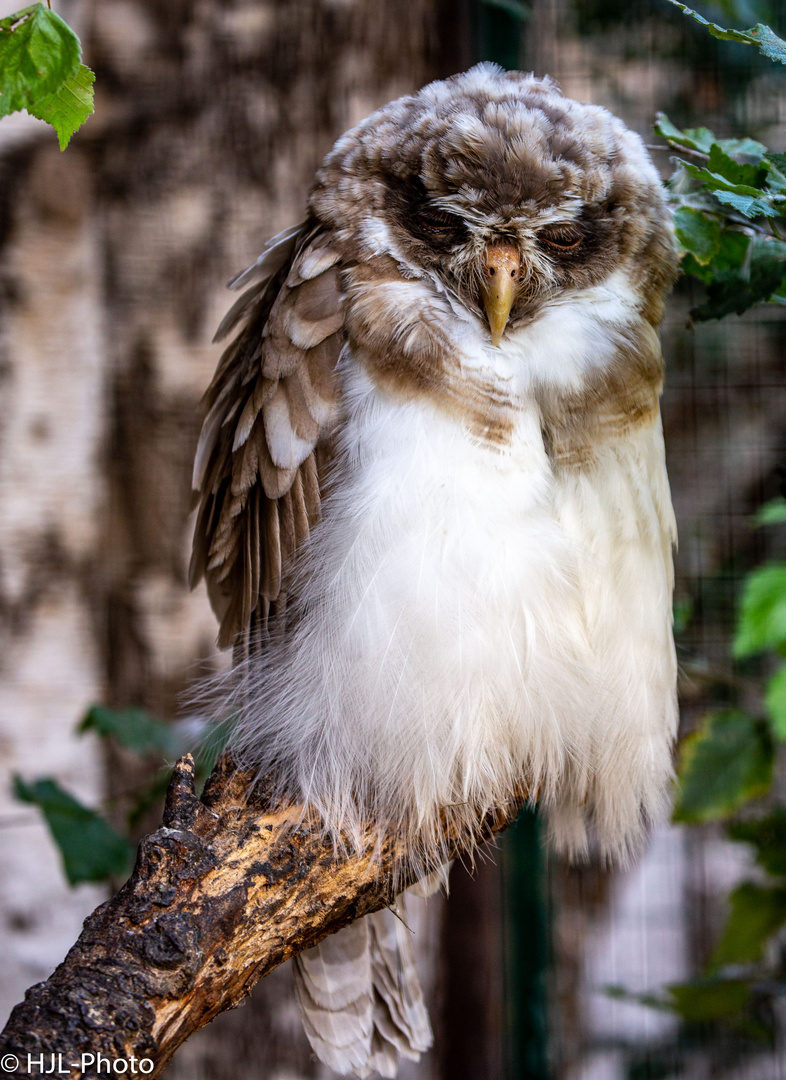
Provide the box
[658,115,786,320]
[0,3,94,150]
[650,3,786,321]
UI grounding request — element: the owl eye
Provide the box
[406,205,469,249]
[417,207,465,234]
[539,227,583,251]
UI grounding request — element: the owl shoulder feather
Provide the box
[190,223,345,650]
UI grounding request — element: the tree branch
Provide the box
[0,753,526,1079]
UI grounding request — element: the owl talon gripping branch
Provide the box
[190,64,679,1078]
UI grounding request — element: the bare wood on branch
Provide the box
[0,753,526,1079]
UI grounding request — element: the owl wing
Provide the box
[189,222,345,651]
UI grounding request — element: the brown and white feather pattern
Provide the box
[189,225,343,649]
[192,65,680,1078]
[293,902,431,1079]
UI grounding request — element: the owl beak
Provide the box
[481,243,520,347]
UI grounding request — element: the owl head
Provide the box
[310,64,677,339]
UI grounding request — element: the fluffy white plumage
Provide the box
[224,267,677,866]
[190,65,680,1077]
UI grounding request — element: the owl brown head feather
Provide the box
[311,64,677,329]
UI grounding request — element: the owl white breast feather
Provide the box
[190,65,679,1076]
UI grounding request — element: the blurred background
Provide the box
[1,1,785,1078]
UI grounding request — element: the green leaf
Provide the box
[13,775,134,886]
[728,808,786,877]
[734,564,786,657]
[480,0,530,20]
[692,236,786,319]
[668,977,751,1022]
[656,116,768,165]
[753,498,786,526]
[79,704,179,757]
[710,188,781,219]
[669,2,786,64]
[0,4,80,119]
[679,228,749,286]
[27,62,94,149]
[655,113,716,153]
[677,148,785,219]
[674,711,774,823]
[766,152,786,179]
[681,161,768,200]
[721,137,768,159]
[707,144,769,190]
[673,207,723,264]
[765,666,786,740]
[711,882,786,967]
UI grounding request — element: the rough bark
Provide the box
[0,752,524,1080]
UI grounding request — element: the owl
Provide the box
[190,65,679,1077]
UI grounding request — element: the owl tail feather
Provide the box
[293,897,432,1078]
